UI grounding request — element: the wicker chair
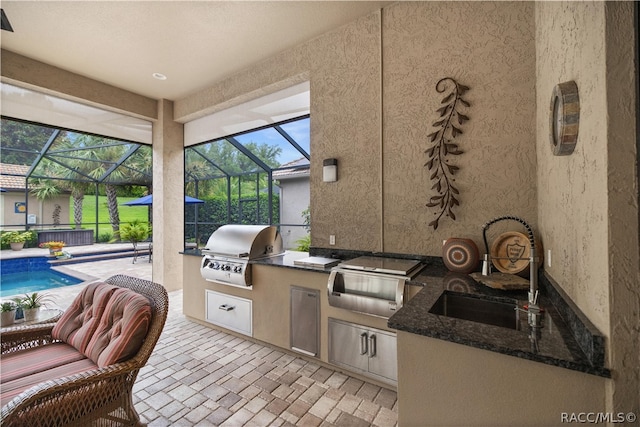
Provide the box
[0,275,169,427]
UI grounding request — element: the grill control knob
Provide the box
[234,266,242,273]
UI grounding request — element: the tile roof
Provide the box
[273,157,310,180]
[0,163,29,190]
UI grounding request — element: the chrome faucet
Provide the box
[481,215,542,328]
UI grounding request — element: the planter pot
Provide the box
[49,247,63,255]
[10,242,25,251]
[1,310,16,326]
[23,308,39,322]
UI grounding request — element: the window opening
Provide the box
[1,117,152,247]
[184,115,310,250]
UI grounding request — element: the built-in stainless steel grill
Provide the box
[200,224,284,287]
[327,256,425,318]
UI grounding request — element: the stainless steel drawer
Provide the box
[205,290,252,336]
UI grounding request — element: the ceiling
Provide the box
[0,1,388,101]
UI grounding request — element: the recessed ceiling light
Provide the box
[152,72,167,81]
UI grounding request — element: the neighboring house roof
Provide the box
[273,158,310,181]
[0,163,70,194]
[0,163,29,191]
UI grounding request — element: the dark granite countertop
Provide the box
[389,265,610,378]
[250,251,336,273]
[182,249,336,273]
[186,246,609,377]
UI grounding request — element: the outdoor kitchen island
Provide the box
[182,250,401,388]
[182,251,611,425]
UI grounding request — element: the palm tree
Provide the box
[36,133,98,229]
[82,137,152,240]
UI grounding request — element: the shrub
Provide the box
[294,234,311,252]
[98,231,113,243]
[120,220,150,244]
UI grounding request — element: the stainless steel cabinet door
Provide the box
[290,286,319,357]
[328,318,369,374]
[328,318,398,385]
[366,329,397,382]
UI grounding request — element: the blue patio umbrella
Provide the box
[122,194,204,206]
[122,194,205,241]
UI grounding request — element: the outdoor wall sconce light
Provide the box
[323,158,338,182]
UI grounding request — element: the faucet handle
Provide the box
[529,290,539,306]
[481,254,492,276]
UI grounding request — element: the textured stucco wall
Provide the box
[536,1,639,414]
[603,2,640,413]
[152,100,184,291]
[382,2,536,254]
[310,12,382,251]
[536,0,609,341]
[175,12,383,252]
[176,3,536,254]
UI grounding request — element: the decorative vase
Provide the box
[10,242,24,251]
[442,238,480,274]
[23,308,39,322]
[1,310,16,326]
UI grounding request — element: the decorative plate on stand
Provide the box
[490,231,543,276]
[442,238,479,274]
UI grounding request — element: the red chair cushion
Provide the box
[52,282,119,353]
[84,287,152,367]
[0,348,97,406]
[0,342,85,384]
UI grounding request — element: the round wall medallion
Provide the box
[442,238,479,274]
[549,80,580,156]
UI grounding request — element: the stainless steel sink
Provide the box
[429,292,522,330]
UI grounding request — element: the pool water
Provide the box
[0,258,84,298]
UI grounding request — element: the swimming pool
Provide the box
[0,257,84,298]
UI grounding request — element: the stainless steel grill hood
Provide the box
[201,224,283,259]
[200,224,284,287]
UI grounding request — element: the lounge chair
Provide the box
[0,275,169,426]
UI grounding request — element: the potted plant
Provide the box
[1,231,31,251]
[1,301,17,326]
[13,292,52,322]
[39,240,66,255]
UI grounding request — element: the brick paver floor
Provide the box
[2,250,397,426]
[136,291,398,426]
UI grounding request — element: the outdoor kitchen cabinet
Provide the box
[205,290,253,337]
[328,318,397,385]
[290,286,320,357]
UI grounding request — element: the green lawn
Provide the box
[71,196,150,239]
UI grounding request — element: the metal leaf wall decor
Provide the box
[425,77,470,230]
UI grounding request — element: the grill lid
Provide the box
[202,224,283,259]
